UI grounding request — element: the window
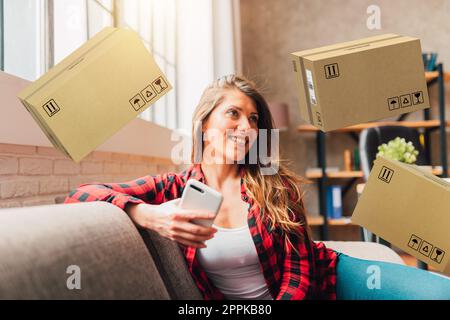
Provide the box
[117,0,177,130]
[2,0,48,81]
[0,0,239,135]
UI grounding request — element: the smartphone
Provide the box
[179,179,223,227]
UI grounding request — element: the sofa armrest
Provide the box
[0,202,170,299]
[322,241,405,265]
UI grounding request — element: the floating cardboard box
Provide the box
[18,27,171,162]
[291,34,430,132]
[351,156,450,275]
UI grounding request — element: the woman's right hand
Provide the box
[126,199,218,248]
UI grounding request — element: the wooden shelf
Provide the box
[432,168,450,176]
[298,120,450,133]
[306,168,449,179]
[306,170,363,179]
[307,216,354,227]
[425,71,450,83]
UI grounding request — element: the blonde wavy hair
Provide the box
[191,75,312,252]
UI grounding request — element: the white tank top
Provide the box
[196,223,273,300]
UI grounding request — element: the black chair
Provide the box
[358,125,428,245]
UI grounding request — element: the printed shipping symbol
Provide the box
[400,94,412,108]
[140,85,156,103]
[316,112,322,126]
[408,234,422,251]
[129,93,146,111]
[42,99,60,117]
[378,166,394,183]
[388,97,400,110]
[412,91,424,105]
[419,240,433,257]
[324,63,339,79]
[430,247,445,264]
[152,76,168,94]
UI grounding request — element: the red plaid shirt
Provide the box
[64,164,337,300]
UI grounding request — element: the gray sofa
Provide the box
[0,201,405,299]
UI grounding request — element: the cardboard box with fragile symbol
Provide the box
[18,27,171,162]
[291,34,430,132]
[351,156,450,275]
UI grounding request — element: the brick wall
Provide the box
[0,143,179,208]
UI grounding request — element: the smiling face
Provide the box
[202,89,259,164]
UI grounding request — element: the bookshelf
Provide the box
[300,67,449,240]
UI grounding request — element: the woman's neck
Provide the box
[200,162,240,190]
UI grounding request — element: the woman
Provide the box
[65,75,450,300]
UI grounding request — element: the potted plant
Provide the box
[376,137,419,164]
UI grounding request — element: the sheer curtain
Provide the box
[176,0,241,135]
